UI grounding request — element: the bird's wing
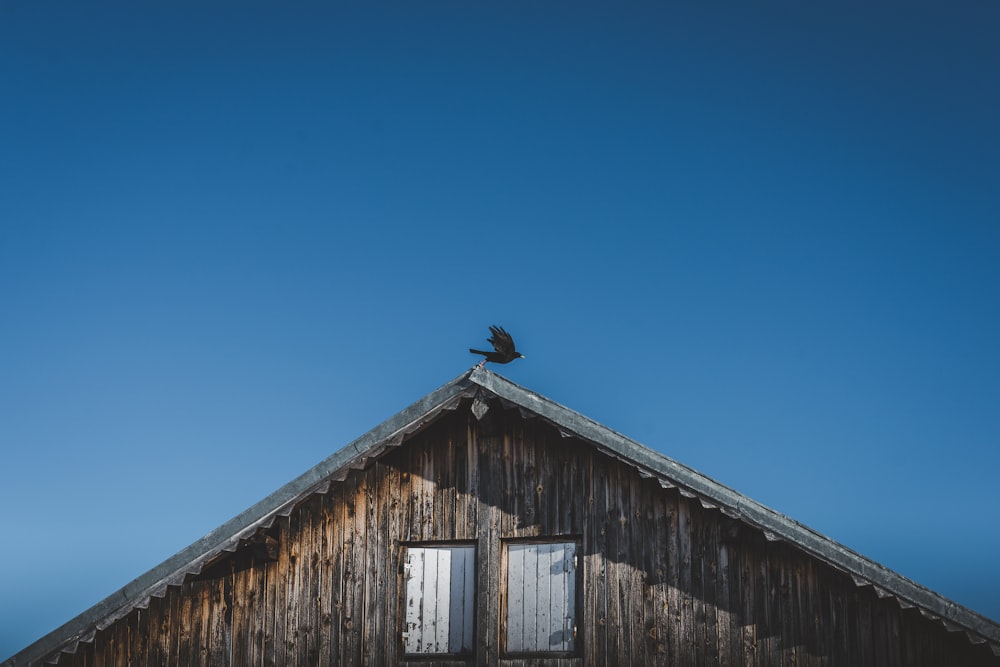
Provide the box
[488,325,515,355]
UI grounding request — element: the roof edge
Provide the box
[468,367,1000,647]
[4,370,478,666]
[7,367,998,663]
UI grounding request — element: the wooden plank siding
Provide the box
[52,401,1000,666]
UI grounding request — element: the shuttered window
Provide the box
[403,545,476,655]
[504,541,578,654]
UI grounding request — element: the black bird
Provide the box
[470,325,525,366]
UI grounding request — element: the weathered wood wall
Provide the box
[54,402,998,666]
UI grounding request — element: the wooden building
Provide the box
[6,368,1000,666]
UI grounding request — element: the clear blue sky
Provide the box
[2,1,999,659]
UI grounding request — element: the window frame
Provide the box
[399,540,478,659]
[500,536,582,659]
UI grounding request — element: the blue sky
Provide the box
[2,1,999,658]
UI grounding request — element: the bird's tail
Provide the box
[469,348,490,356]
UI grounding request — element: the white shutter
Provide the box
[404,545,475,654]
[506,542,577,653]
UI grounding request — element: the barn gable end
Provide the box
[5,368,1000,666]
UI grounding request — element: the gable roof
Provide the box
[6,367,1000,664]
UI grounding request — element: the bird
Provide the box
[470,325,525,366]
